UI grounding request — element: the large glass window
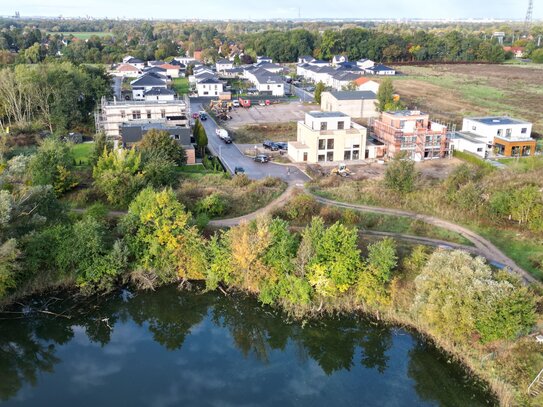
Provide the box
[320,122,327,131]
[303,152,308,162]
[352,149,360,160]
[521,127,528,134]
[506,128,512,138]
[327,139,334,149]
[161,109,166,118]
[120,110,126,119]
[326,151,334,161]
[146,110,152,119]
[318,154,325,162]
[338,121,344,130]
[318,139,326,150]
[132,110,141,119]
[344,151,351,160]
[497,129,503,137]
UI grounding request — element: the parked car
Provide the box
[232,100,240,107]
[234,166,245,174]
[275,142,288,151]
[258,100,266,106]
[199,111,207,121]
[254,154,270,163]
[263,140,279,151]
[192,112,200,119]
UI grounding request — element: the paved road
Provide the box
[191,101,310,184]
[289,83,314,102]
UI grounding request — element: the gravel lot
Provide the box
[228,102,315,129]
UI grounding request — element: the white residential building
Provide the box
[365,64,396,75]
[196,78,224,97]
[332,55,348,66]
[130,74,168,100]
[321,91,379,119]
[356,59,375,70]
[244,68,284,96]
[216,59,234,73]
[257,56,273,64]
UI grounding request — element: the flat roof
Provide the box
[467,116,530,126]
[307,111,349,118]
[329,91,376,100]
[452,131,487,144]
[385,110,426,117]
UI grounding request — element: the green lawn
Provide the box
[72,143,94,167]
[496,156,543,171]
[172,78,190,95]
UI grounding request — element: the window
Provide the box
[318,154,325,162]
[344,151,351,160]
[120,110,126,119]
[497,129,503,137]
[472,125,477,131]
[320,122,328,131]
[326,151,333,161]
[132,110,141,119]
[161,109,166,119]
[318,139,326,150]
[521,127,528,134]
[338,121,344,130]
[506,128,512,138]
[399,120,406,129]
[146,110,151,119]
[352,150,360,160]
[477,147,483,152]
[327,139,334,149]
[303,152,308,162]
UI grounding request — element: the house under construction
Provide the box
[372,110,452,161]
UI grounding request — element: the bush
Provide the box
[384,153,418,193]
[195,193,226,218]
[286,193,320,222]
[232,173,251,187]
[318,206,342,224]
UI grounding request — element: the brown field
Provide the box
[390,64,543,135]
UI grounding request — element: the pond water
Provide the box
[0,286,496,406]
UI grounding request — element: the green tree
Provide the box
[384,152,418,193]
[29,138,78,195]
[90,132,113,166]
[314,81,325,104]
[194,120,208,157]
[531,48,543,63]
[138,129,186,166]
[376,78,400,112]
[0,239,20,298]
[93,148,145,207]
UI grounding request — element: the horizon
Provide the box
[0,0,541,21]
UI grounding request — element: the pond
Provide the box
[0,286,496,406]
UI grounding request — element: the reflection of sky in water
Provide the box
[0,290,494,407]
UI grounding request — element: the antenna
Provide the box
[524,0,533,34]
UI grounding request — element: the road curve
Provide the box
[311,194,536,284]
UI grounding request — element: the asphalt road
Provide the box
[191,101,310,184]
[289,83,314,102]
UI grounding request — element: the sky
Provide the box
[0,0,540,21]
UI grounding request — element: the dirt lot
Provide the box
[309,157,463,181]
[390,64,543,135]
[227,102,314,129]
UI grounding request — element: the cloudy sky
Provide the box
[0,0,538,20]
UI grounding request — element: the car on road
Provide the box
[234,166,245,174]
[254,154,270,163]
[263,140,279,151]
[275,142,288,151]
[232,100,240,107]
[192,112,200,119]
[199,112,207,121]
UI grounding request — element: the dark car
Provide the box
[275,142,288,151]
[234,166,245,174]
[199,112,207,121]
[222,136,232,144]
[263,140,279,151]
[254,154,270,163]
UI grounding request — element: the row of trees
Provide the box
[0,62,111,133]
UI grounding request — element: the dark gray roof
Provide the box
[143,66,167,73]
[308,111,349,118]
[121,123,192,145]
[331,72,362,81]
[368,64,395,72]
[144,87,176,96]
[131,74,167,87]
[198,78,222,84]
[216,59,231,64]
[126,57,144,64]
[329,91,377,100]
[468,116,530,125]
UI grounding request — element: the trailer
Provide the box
[239,98,251,108]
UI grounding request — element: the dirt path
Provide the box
[312,194,536,284]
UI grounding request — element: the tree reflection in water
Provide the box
[0,286,495,406]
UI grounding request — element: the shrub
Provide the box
[286,193,320,222]
[318,206,342,224]
[384,153,418,193]
[195,193,226,218]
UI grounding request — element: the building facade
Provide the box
[455,116,536,157]
[321,91,378,119]
[372,110,450,160]
[288,111,368,163]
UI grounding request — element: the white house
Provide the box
[365,64,396,75]
[353,78,380,93]
[332,55,348,66]
[321,91,378,119]
[174,56,196,66]
[110,64,140,78]
[130,74,168,100]
[123,57,145,70]
[144,88,176,101]
[244,68,284,96]
[257,56,273,64]
[254,62,284,75]
[452,116,536,157]
[356,59,375,70]
[298,55,315,64]
[196,78,224,97]
[159,63,181,78]
[216,59,234,73]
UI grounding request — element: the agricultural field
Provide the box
[390,64,543,135]
[48,32,111,39]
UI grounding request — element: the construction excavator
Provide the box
[330,163,352,177]
[209,100,233,121]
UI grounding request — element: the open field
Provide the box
[48,32,111,39]
[390,64,543,135]
[231,122,297,144]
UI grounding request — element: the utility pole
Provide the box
[524,0,534,35]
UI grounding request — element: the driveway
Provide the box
[191,101,310,184]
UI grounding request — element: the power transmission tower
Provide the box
[524,0,533,34]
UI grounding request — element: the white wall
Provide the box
[462,118,533,143]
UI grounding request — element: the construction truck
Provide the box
[330,163,352,177]
[216,128,232,143]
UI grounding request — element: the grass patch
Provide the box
[453,150,495,170]
[48,32,110,39]
[230,122,297,144]
[496,156,543,171]
[176,164,217,174]
[172,77,190,95]
[72,143,94,167]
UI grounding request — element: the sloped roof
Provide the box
[159,63,180,70]
[117,64,139,72]
[131,74,167,87]
[144,87,176,96]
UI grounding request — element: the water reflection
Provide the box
[0,286,496,406]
